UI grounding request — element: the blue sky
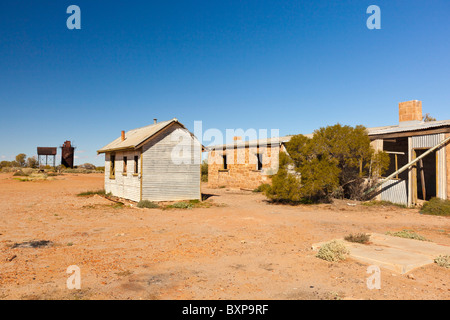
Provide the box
[0,0,449,166]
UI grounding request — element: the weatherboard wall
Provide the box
[104,151,141,202]
[141,124,201,202]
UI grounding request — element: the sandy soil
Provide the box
[0,173,448,300]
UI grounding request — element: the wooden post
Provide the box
[395,154,398,179]
[419,158,426,200]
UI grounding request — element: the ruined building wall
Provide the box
[208,144,280,189]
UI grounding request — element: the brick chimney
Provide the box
[399,100,422,123]
[121,130,125,141]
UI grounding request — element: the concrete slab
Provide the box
[311,233,450,274]
[348,243,434,274]
[369,233,450,259]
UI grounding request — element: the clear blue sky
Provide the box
[1,0,449,166]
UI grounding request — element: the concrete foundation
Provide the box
[312,233,450,274]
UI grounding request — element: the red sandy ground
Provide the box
[0,173,448,300]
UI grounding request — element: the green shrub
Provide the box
[137,200,159,209]
[434,255,450,268]
[253,183,271,193]
[112,202,124,209]
[201,160,208,182]
[167,201,193,209]
[420,198,450,216]
[386,230,428,241]
[13,170,29,177]
[344,233,370,244]
[47,172,60,177]
[316,240,349,262]
[266,124,390,203]
[77,189,107,197]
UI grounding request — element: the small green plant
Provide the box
[47,172,59,177]
[77,190,107,197]
[253,183,271,193]
[420,198,450,216]
[316,240,349,262]
[111,202,124,209]
[386,230,429,241]
[167,201,194,209]
[137,200,159,209]
[201,160,208,182]
[344,233,370,244]
[13,170,29,177]
[434,255,450,268]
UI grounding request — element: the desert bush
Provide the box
[253,183,271,193]
[2,166,21,173]
[13,170,29,177]
[167,201,194,209]
[316,240,349,262]
[386,230,428,241]
[201,160,208,182]
[344,233,370,244]
[62,168,97,174]
[420,198,450,216]
[78,163,96,170]
[47,172,60,177]
[434,255,450,268]
[264,124,389,203]
[137,200,159,209]
[77,189,107,197]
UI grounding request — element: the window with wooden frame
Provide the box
[134,155,139,175]
[123,156,127,175]
[110,154,116,179]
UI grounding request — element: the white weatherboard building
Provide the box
[97,118,202,202]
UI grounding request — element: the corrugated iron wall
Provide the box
[378,133,448,205]
[411,134,446,199]
[380,179,408,205]
[411,134,441,148]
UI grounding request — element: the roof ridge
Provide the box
[127,118,175,133]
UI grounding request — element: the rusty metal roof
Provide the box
[37,147,57,156]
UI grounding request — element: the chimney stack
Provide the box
[121,130,125,141]
[154,118,157,124]
[399,100,422,123]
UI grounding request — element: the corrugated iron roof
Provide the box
[97,118,179,153]
[367,120,450,136]
[207,120,450,150]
